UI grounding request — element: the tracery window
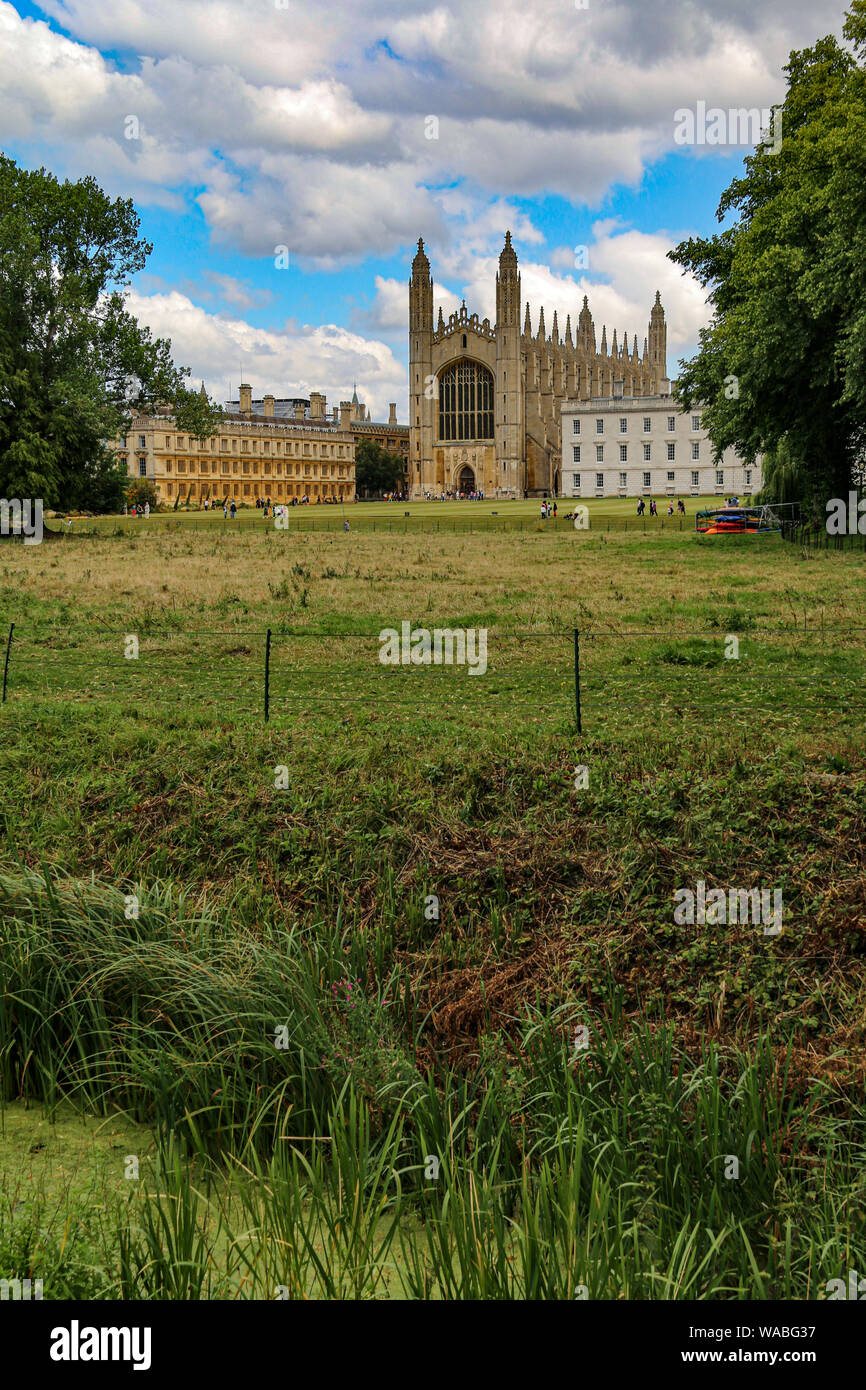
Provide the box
[438,359,494,441]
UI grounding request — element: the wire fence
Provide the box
[47,512,786,538]
[1,621,863,730]
[784,523,866,553]
[40,509,866,545]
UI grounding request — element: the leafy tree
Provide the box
[0,156,222,512]
[668,2,866,510]
[354,438,406,496]
[125,477,158,510]
[757,436,805,506]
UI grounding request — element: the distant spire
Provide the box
[551,310,559,345]
[564,313,573,348]
[600,325,608,356]
[352,382,359,405]
[537,306,546,341]
[411,237,431,279]
[437,305,445,330]
[611,329,618,358]
[199,381,207,399]
[523,302,532,336]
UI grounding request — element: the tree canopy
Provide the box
[354,437,406,495]
[668,1,866,510]
[0,156,222,512]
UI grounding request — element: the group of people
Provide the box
[123,502,150,517]
[421,490,486,501]
[203,495,345,517]
[540,500,558,519]
[636,497,687,517]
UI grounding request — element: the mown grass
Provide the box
[57,494,729,538]
[0,523,863,1298]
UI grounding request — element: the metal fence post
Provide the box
[573,627,582,733]
[2,622,13,704]
[264,627,271,723]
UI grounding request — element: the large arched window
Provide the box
[438,359,494,441]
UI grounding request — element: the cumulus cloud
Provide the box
[3,0,849,264]
[202,272,273,310]
[1,0,850,390]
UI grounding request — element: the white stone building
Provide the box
[559,385,762,500]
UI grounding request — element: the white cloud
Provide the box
[202,271,274,310]
[196,157,444,264]
[2,0,849,263]
[1,0,849,387]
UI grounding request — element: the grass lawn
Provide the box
[63,493,733,536]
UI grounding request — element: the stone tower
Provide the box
[649,291,668,381]
[409,238,433,494]
[495,231,523,496]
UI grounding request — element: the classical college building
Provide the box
[408,232,669,499]
[119,385,408,505]
[560,392,763,500]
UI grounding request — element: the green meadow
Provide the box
[68,493,736,537]
[0,516,863,1298]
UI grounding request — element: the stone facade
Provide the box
[560,392,763,498]
[409,232,668,499]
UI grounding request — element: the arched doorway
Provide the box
[458,465,475,494]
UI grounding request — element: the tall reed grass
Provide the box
[1,871,863,1298]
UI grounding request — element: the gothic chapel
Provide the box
[408,232,668,498]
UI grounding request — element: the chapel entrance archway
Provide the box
[458,465,475,494]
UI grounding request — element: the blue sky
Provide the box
[0,0,850,417]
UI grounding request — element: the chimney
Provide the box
[238,383,252,415]
[263,394,275,418]
[388,403,397,425]
[339,401,352,431]
[294,401,305,421]
[310,391,325,421]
